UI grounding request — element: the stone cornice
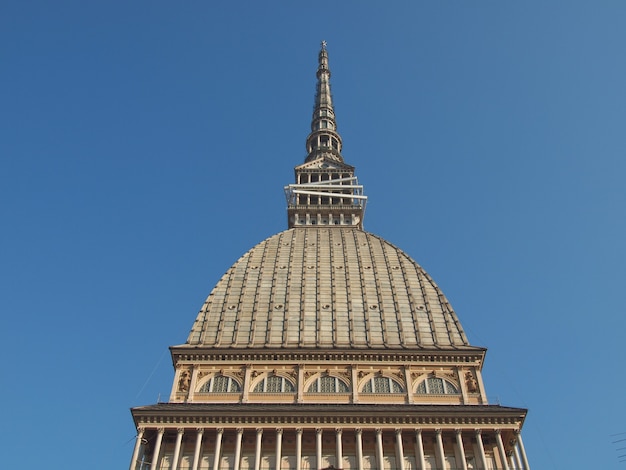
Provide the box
[131,403,526,429]
[169,347,487,367]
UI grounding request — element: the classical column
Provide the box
[188,366,199,403]
[213,428,224,470]
[275,428,283,470]
[434,429,445,470]
[375,428,384,470]
[454,430,467,470]
[494,430,509,470]
[151,428,165,470]
[297,365,305,403]
[172,428,184,470]
[129,427,145,470]
[355,428,364,470]
[316,428,323,469]
[395,429,405,470]
[234,428,244,470]
[242,365,252,403]
[404,366,414,404]
[335,428,343,468]
[513,444,523,469]
[516,432,531,469]
[295,428,303,470]
[351,366,359,403]
[191,428,204,470]
[474,430,487,470]
[254,428,263,470]
[414,429,426,470]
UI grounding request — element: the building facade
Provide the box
[130,42,530,470]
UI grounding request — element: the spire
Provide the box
[305,41,343,163]
[284,42,367,229]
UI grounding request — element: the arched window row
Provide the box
[195,372,462,396]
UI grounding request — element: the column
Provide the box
[129,427,145,470]
[242,365,252,403]
[454,430,467,470]
[474,430,487,470]
[172,428,184,470]
[275,428,283,470]
[316,428,323,469]
[516,432,531,469]
[351,366,359,403]
[509,452,519,470]
[434,429,445,470]
[395,429,405,470]
[295,428,303,470]
[335,428,343,468]
[213,428,224,470]
[233,428,244,470]
[188,366,199,403]
[404,366,414,404]
[152,428,165,470]
[494,430,509,470]
[191,429,204,470]
[254,428,263,470]
[297,365,305,403]
[513,444,523,469]
[375,428,384,470]
[355,428,364,470]
[414,429,426,470]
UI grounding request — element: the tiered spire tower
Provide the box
[285,41,367,229]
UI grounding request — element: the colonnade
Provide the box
[130,426,530,470]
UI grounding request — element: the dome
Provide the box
[186,227,471,350]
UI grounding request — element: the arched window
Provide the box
[199,374,241,393]
[253,374,295,393]
[307,375,349,393]
[416,377,459,395]
[361,376,403,394]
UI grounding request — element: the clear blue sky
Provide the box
[2,1,626,468]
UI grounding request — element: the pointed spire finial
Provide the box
[284,42,367,230]
[305,42,342,163]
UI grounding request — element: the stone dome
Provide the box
[186,227,471,350]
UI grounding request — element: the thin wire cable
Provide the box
[135,348,167,400]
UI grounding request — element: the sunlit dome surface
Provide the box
[187,227,471,350]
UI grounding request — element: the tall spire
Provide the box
[284,42,367,229]
[305,40,343,163]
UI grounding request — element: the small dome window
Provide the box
[416,377,459,395]
[362,376,403,394]
[307,375,349,393]
[199,374,241,393]
[253,374,295,393]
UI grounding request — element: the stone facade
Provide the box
[129,42,530,470]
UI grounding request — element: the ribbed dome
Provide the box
[187,228,470,350]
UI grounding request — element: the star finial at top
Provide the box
[321,40,327,50]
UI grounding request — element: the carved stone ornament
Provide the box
[304,371,316,380]
[178,370,191,392]
[465,371,478,393]
[336,370,351,382]
[392,371,405,384]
